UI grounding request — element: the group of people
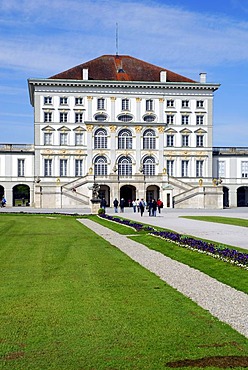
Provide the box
[102,197,164,216]
[132,198,163,217]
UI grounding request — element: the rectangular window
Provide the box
[60,112,68,123]
[181,115,189,125]
[167,160,174,176]
[182,100,189,108]
[44,132,52,145]
[166,115,174,124]
[75,133,83,145]
[44,112,52,122]
[44,159,52,177]
[60,97,68,105]
[146,99,153,111]
[167,135,174,147]
[75,159,83,176]
[196,160,203,177]
[182,160,189,177]
[241,161,248,178]
[60,159,68,177]
[60,133,68,145]
[18,159,25,177]
[167,100,174,107]
[75,113,83,123]
[182,135,189,147]
[97,98,105,110]
[218,160,225,178]
[44,96,52,104]
[196,115,204,125]
[75,97,83,105]
[196,100,204,108]
[122,98,130,111]
[196,135,204,147]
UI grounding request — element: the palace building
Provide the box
[0,55,248,208]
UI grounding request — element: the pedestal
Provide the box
[90,198,101,214]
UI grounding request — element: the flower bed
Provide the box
[99,214,248,269]
[151,231,248,269]
[99,214,155,232]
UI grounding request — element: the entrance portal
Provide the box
[120,185,136,207]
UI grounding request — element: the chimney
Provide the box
[160,71,167,82]
[199,72,207,83]
[82,68,88,80]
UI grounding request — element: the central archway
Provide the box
[120,185,136,207]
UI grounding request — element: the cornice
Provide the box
[28,78,220,106]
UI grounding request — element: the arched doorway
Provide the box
[99,185,110,206]
[0,185,5,199]
[146,185,160,203]
[13,184,30,206]
[120,185,136,207]
[237,186,248,207]
[223,186,229,208]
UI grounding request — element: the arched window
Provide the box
[118,156,132,176]
[118,129,132,149]
[143,156,155,176]
[94,128,107,149]
[94,156,107,176]
[143,129,156,150]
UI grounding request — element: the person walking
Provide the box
[152,199,157,217]
[139,199,145,217]
[113,198,119,213]
[120,198,125,213]
[132,200,137,213]
[157,199,163,214]
[1,196,6,207]
[100,197,107,211]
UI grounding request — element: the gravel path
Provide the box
[79,218,248,339]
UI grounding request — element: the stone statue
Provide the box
[92,183,100,199]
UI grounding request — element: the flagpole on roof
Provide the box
[116,22,119,56]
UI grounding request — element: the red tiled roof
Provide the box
[49,55,196,83]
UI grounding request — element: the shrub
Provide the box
[98,208,106,215]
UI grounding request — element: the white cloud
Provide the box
[0,0,248,76]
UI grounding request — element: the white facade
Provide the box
[0,55,247,209]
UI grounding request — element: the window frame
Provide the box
[118,129,133,149]
[94,156,107,176]
[18,159,25,177]
[44,158,52,177]
[143,129,156,150]
[196,135,204,147]
[60,159,68,177]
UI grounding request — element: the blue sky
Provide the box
[0,0,248,146]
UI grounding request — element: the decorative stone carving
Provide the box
[109,125,116,132]
[86,125,94,132]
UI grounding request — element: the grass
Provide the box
[92,215,248,293]
[181,215,248,228]
[0,214,248,369]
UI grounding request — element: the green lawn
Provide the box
[0,214,248,369]
[181,215,248,228]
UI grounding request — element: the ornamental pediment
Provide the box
[42,125,55,132]
[58,126,70,132]
[180,128,192,134]
[194,128,207,134]
[73,126,86,132]
[165,128,177,134]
